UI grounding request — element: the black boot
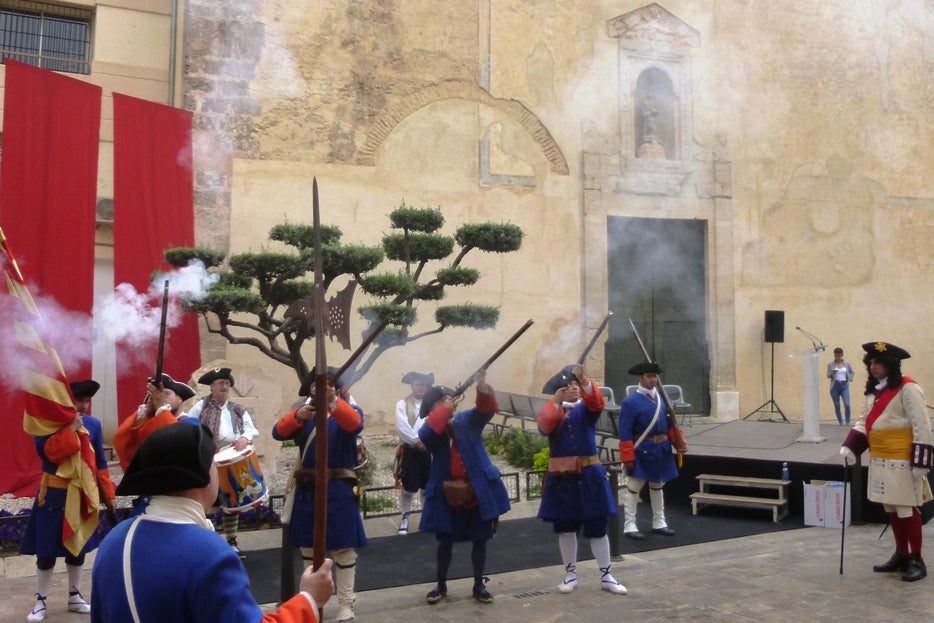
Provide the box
[902,554,927,582]
[873,549,909,573]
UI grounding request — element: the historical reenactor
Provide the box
[187,367,259,556]
[536,364,627,595]
[21,380,116,622]
[394,370,434,534]
[618,362,685,539]
[91,424,335,622]
[418,372,511,605]
[840,341,933,582]
[113,373,196,470]
[272,369,367,623]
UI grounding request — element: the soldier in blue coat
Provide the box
[272,369,367,623]
[536,364,627,595]
[418,371,511,605]
[618,362,684,539]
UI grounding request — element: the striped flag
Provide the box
[0,227,99,556]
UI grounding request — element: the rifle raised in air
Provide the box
[452,319,534,397]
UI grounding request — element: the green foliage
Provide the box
[355,458,376,487]
[436,266,479,287]
[359,272,417,298]
[455,223,524,253]
[388,203,444,233]
[164,246,226,268]
[382,232,454,262]
[362,493,396,513]
[164,197,524,384]
[499,429,548,469]
[269,223,343,249]
[531,445,551,471]
[435,304,499,328]
[483,433,504,456]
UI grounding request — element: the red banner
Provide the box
[0,60,100,496]
[113,94,200,421]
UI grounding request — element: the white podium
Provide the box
[798,347,826,443]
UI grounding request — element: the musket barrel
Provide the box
[453,319,534,396]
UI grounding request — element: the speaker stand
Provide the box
[744,342,788,421]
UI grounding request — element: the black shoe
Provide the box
[902,555,927,582]
[624,531,645,540]
[228,538,246,559]
[873,550,909,573]
[652,526,675,536]
[426,584,447,604]
[472,578,493,604]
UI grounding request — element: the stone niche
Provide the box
[605,2,702,196]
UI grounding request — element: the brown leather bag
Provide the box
[442,479,476,508]
[547,455,581,476]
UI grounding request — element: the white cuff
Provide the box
[298,590,317,613]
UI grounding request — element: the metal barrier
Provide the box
[360,471,522,519]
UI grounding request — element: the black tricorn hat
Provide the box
[158,373,196,402]
[627,362,662,376]
[541,364,579,395]
[197,367,234,387]
[401,371,434,385]
[862,341,911,361]
[299,366,345,397]
[69,380,100,399]
[419,385,456,420]
[116,424,215,496]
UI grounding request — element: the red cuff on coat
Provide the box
[619,439,635,463]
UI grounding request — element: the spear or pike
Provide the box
[311,179,329,620]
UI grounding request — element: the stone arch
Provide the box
[356,79,569,175]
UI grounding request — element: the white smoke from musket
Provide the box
[0,260,218,386]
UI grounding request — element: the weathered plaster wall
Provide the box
[183,0,934,423]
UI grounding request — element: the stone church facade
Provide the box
[180,0,934,423]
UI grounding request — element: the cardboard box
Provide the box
[803,480,850,528]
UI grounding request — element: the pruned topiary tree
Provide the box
[164,201,523,387]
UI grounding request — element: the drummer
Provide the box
[187,367,259,558]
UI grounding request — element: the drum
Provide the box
[215,445,268,513]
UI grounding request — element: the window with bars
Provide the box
[1,1,91,75]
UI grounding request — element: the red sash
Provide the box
[865,376,913,434]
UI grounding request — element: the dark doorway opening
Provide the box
[604,216,709,415]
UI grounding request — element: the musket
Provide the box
[452,319,534,397]
[577,311,613,365]
[330,317,391,388]
[152,280,169,385]
[627,318,687,461]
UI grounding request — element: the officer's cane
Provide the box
[839,459,848,575]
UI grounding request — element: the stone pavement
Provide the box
[2,499,933,623]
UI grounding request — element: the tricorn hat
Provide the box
[299,366,345,397]
[158,373,195,402]
[197,367,234,387]
[419,385,456,420]
[627,362,662,376]
[541,364,580,395]
[401,371,434,385]
[861,341,911,361]
[116,424,215,496]
[69,380,100,399]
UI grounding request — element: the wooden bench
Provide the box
[689,474,791,522]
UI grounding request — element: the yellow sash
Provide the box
[868,427,913,460]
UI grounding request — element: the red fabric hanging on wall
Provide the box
[113,93,201,422]
[0,60,101,496]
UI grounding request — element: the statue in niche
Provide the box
[637,95,666,159]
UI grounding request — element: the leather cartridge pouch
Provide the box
[547,455,581,476]
[442,479,476,508]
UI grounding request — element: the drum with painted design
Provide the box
[214,445,268,513]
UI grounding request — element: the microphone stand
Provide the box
[795,326,826,352]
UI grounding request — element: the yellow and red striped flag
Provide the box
[0,227,99,556]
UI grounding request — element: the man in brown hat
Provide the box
[618,362,684,539]
[187,367,259,556]
[394,371,434,534]
[91,424,334,622]
[20,379,116,622]
[841,341,933,582]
